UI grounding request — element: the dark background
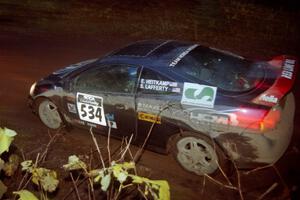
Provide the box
[0,0,299,199]
[1,0,300,57]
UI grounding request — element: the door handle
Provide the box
[115,104,126,110]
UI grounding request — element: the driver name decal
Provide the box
[140,79,181,93]
[76,92,107,126]
[181,83,217,108]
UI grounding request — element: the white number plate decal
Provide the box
[76,92,107,126]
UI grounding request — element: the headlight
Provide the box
[29,82,37,96]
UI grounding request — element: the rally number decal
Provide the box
[76,92,107,126]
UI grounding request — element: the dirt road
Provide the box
[1,33,299,199]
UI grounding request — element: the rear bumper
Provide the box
[216,93,295,168]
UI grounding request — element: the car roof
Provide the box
[100,40,195,67]
[98,40,197,81]
[97,40,248,83]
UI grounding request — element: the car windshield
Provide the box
[174,46,265,92]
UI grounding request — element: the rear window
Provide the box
[174,46,264,92]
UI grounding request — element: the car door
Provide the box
[135,68,182,151]
[64,64,139,138]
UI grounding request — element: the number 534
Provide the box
[80,104,102,121]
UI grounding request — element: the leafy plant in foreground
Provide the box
[21,160,59,193]
[0,127,20,199]
[63,155,170,200]
[13,190,39,200]
[1,125,170,200]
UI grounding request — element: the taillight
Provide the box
[261,108,281,131]
[230,107,281,132]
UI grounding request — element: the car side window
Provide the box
[138,68,180,95]
[73,64,139,93]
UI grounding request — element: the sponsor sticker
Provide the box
[281,59,295,79]
[76,92,107,126]
[87,122,97,128]
[140,79,180,93]
[73,119,85,125]
[169,44,198,67]
[259,94,278,104]
[67,103,77,114]
[181,83,217,108]
[105,113,117,129]
[190,111,238,126]
[138,112,161,124]
[137,102,161,112]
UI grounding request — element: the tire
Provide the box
[171,132,225,175]
[36,98,63,129]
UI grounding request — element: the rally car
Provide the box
[28,40,297,175]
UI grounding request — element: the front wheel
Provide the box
[171,133,222,175]
[36,98,63,129]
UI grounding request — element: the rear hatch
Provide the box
[172,46,297,132]
[173,45,266,94]
[229,55,297,132]
[252,55,298,107]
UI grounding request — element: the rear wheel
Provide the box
[36,98,63,129]
[171,132,223,175]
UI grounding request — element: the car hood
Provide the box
[37,58,98,87]
[52,58,98,78]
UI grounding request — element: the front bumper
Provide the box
[28,95,35,110]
